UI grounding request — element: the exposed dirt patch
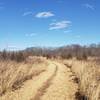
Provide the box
[12,70,46,91]
[32,65,58,100]
[75,91,88,100]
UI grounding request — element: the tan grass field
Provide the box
[0,57,100,100]
[62,59,100,100]
[0,57,47,97]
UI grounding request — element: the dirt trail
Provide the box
[40,62,78,100]
[1,60,78,100]
[32,64,58,100]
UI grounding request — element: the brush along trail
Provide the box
[1,60,78,100]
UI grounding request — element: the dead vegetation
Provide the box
[62,59,100,100]
[0,57,47,96]
[0,57,100,100]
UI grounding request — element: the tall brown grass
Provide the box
[63,59,100,100]
[0,57,47,96]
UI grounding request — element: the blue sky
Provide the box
[0,0,100,50]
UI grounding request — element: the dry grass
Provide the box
[0,57,47,96]
[62,59,100,100]
[0,56,100,100]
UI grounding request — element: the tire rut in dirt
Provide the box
[31,64,58,100]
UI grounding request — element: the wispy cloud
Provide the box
[25,33,37,37]
[64,30,72,33]
[49,20,71,30]
[6,45,20,50]
[83,3,95,10]
[35,11,54,18]
[23,11,33,16]
[7,45,17,49]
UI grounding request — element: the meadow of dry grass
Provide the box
[62,59,100,100]
[0,56,100,100]
[0,57,78,100]
[0,57,47,97]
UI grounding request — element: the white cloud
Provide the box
[23,11,32,16]
[35,11,54,18]
[64,30,72,33]
[25,33,37,37]
[6,45,20,50]
[49,20,71,30]
[83,3,95,10]
[52,19,57,22]
[8,45,17,48]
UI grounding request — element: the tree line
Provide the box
[0,44,100,62]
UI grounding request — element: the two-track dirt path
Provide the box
[1,60,78,100]
[37,61,78,100]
